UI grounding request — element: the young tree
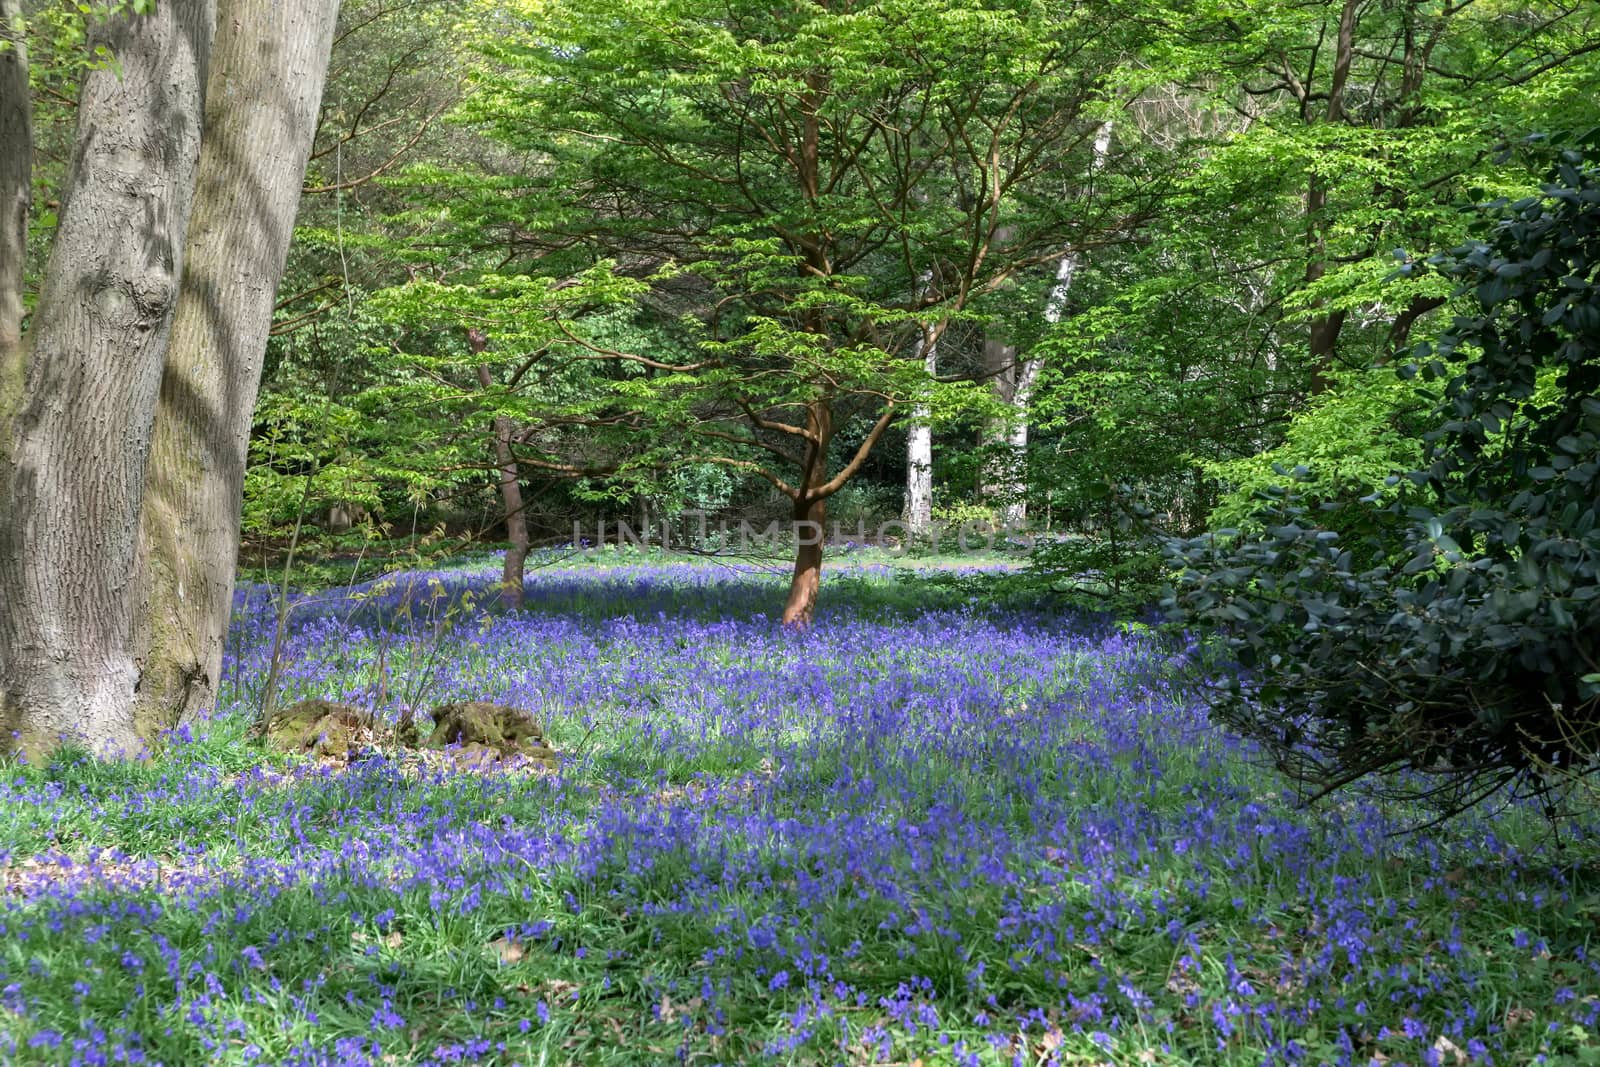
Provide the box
[0,2,339,759]
[447,0,1140,624]
[470,326,532,609]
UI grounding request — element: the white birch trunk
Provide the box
[0,3,214,759]
[903,328,937,535]
[987,121,1113,530]
[132,0,342,731]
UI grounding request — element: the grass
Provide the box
[1,556,1598,1066]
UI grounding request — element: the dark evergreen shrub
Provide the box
[1166,143,1600,815]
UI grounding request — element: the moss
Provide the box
[425,701,559,767]
[259,699,372,759]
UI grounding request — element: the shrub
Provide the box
[1166,143,1600,818]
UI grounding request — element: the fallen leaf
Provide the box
[1433,1035,1467,1065]
[383,930,404,950]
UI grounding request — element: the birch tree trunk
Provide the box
[983,122,1113,530]
[0,3,214,760]
[131,0,342,733]
[903,329,937,536]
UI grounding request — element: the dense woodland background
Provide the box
[217,0,1597,571]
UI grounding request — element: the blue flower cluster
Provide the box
[0,560,1595,1065]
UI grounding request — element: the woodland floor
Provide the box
[1,555,1597,1066]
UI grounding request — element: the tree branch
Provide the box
[304,98,452,194]
[813,400,896,500]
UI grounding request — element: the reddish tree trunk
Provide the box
[780,399,832,627]
[781,495,827,628]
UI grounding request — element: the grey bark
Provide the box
[132,0,342,733]
[0,3,214,759]
[0,0,28,389]
[980,337,1023,524]
[475,354,530,611]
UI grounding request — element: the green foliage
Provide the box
[1167,142,1600,816]
[1021,0,1599,591]
[1205,364,1442,533]
[388,0,1142,536]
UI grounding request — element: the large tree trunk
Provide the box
[130,0,340,735]
[476,361,530,610]
[0,0,28,390]
[0,3,214,760]
[903,330,937,536]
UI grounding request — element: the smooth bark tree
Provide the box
[130,0,341,732]
[470,328,531,611]
[903,327,938,537]
[0,2,339,759]
[457,0,1137,625]
[982,122,1112,527]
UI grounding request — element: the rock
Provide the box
[259,699,372,759]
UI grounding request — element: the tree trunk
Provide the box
[0,0,28,392]
[1304,0,1358,394]
[903,331,936,535]
[981,122,1112,530]
[981,337,1022,523]
[130,0,340,736]
[780,399,831,627]
[0,3,214,760]
[476,362,529,610]
[781,494,827,627]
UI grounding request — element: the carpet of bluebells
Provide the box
[1,556,1598,1067]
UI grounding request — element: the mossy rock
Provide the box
[259,699,372,759]
[424,702,559,767]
